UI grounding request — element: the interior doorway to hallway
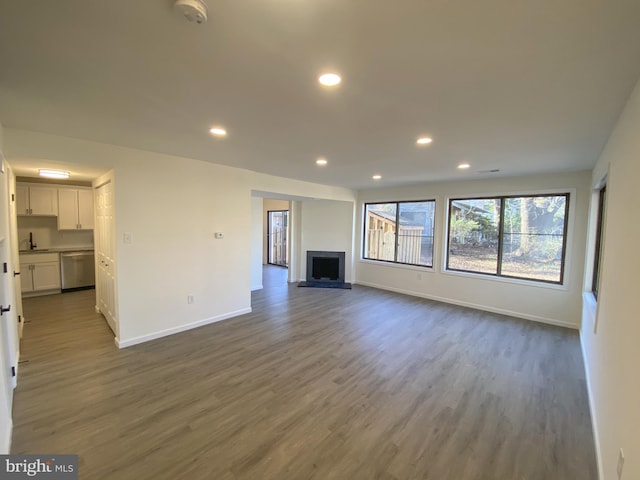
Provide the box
[267,210,288,267]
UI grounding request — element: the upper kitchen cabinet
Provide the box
[58,187,94,230]
[16,184,58,216]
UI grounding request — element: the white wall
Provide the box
[5,129,356,347]
[250,197,263,291]
[581,79,640,480]
[298,199,355,283]
[356,171,591,328]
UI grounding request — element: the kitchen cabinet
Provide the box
[20,253,61,295]
[58,187,94,230]
[16,184,58,216]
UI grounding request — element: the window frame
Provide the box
[362,199,436,268]
[591,186,606,299]
[445,193,571,285]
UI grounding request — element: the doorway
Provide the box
[267,210,288,267]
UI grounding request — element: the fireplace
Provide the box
[298,251,352,289]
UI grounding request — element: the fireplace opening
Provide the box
[298,250,352,289]
[312,257,339,281]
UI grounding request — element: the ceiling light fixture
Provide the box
[209,127,227,137]
[174,0,208,24]
[457,163,471,170]
[372,174,382,180]
[316,158,328,166]
[39,169,70,179]
[416,137,433,145]
[318,73,342,87]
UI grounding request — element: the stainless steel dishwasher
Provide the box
[60,251,95,291]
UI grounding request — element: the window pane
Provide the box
[365,203,397,261]
[501,195,567,282]
[397,201,435,266]
[448,198,500,274]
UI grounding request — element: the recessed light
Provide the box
[39,169,69,179]
[209,127,227,137]
[416,137,433,145]
[457,163,471,170]
[316,158,328,166]
[372,174,382,180]
[318,72,341,87]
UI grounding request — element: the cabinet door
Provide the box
[32,262,61,291]
[16,185,30,215]
[20,264,34,293]
[29,186,58,215]
[77,189,94,230]
[58,189,79,230]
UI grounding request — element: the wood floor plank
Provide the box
[11,266,597,479]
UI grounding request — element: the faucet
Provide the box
[28,232,37,250]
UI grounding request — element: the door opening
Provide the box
[267,210,288,267]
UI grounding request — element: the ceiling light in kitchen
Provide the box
[39,169,70,179]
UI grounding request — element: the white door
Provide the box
[19,263,33,293]
[57,188,79,230]
[32,263,61,291]
[0,163,19,403]
[95,181,116,334]
[28,185,57,216]
[8,169,24,338]
[78,189,94,230]
[15,184,29,216]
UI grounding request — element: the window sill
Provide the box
[358,258,435,273]
[442,268,570,291]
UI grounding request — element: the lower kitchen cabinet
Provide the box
[20,253,61,295]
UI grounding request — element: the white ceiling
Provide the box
[1,0,639,189]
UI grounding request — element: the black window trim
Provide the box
[363,199,436,268]
[445,193,571,285]
[591,186,606,299]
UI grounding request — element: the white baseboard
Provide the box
[579,319,604,479]
[251,284,263,291]
[354,280,578,329]
[115,307,252,348]
[0,418,11,454]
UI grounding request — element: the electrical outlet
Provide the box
[617,448,625,479]
[187,295,194,305]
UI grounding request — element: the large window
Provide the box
[447,194,570,284]
[591,186,606,298]
[364,200,435,267]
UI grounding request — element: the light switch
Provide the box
[123,232,132,244]
[214,232,224,239]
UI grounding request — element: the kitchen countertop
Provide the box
[19,247,95,254]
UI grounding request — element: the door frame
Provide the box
[267,210,289,267]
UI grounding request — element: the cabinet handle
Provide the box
[13,271,20,277]
[0,305,10,316]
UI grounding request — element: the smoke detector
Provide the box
[174,0,208,24]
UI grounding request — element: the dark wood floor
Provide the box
[11,266,597,479]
